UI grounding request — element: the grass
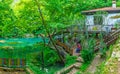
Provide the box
[117,2,120,7]
[76,62,91,74]
[76,59,93,74]
[65,55,77,67]
[80,61,91,72]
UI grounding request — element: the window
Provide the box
[94,15,103,25]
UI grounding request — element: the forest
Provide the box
[0,0,120,74]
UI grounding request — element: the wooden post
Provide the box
[17,59,20,67]
[20,59,22,67]
[0,58,2,66]
[22,59,25,67]
[9,58,11,67]
[12,59,15,67]
[3,58,6,67]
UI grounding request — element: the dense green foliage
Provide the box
[31,47,60,67]
[0,1,17,37]
[0,0,113,38]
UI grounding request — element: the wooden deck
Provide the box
[55,28,120,56]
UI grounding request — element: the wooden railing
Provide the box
[94,29,120,52]
[0,58,26,70]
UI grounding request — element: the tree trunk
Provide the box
[34,0,65,65]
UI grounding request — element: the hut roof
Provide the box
[82,7,120,15]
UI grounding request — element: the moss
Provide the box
[92,26,98,31]
[7,42,21,45]
[110,15,120,19]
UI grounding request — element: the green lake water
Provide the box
[0,38,48,58]
[0,38,48,47]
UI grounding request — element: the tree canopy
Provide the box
[0,0,113,38]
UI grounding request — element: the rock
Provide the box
[111,52,116,57]
[105,62,108,65]
[111,69,114,73]
[0,40,5,43]
[117,52,120,58]
[2,46,14,50]
[116,44,120,47]
[118,58,120,62]
[24,34,34,38]
[111,51,120,58]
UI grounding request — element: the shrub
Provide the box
[81,49,94,63]
[31,45,60,67]
[65,55,77,66]
[81,38,95,63]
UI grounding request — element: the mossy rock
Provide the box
[0,40,5,43]
[2,46,14,50]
